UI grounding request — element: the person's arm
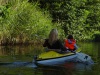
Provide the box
[74,44,78,50]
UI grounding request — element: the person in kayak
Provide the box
[64,35,78,52]
[43,29,66,52]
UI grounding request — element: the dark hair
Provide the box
[68,35,73,39]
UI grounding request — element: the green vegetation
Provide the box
[0,0,54,45]
[33,0,100,41]
[0,0,100,45]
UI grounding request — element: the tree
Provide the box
[31,0,100,41]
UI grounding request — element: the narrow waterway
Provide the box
[0,42,100,75]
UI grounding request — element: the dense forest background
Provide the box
[0,0,100,45]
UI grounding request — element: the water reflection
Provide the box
[35,62,93,75]
[0,42,100,75]
[36,64,72,75]
[0,60,93,74]
[0,61,93,70]
[0,46,15,56]
[0,45,44,62]
[59,62,93,71]
[0,46,24,56]
[0,45,43,56]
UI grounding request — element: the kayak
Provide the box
[33,49,81,65]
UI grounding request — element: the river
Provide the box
[0,42,100,75]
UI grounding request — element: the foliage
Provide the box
[0,0,100,45]
[0,0,53,45]
[92,31,100,42]
[31,0,100,41]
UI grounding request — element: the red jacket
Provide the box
[64,39,76,50]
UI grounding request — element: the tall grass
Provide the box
[0,0,53,45]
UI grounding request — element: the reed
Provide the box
[0,0,53,46]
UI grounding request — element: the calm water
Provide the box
[0,42,100,75]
